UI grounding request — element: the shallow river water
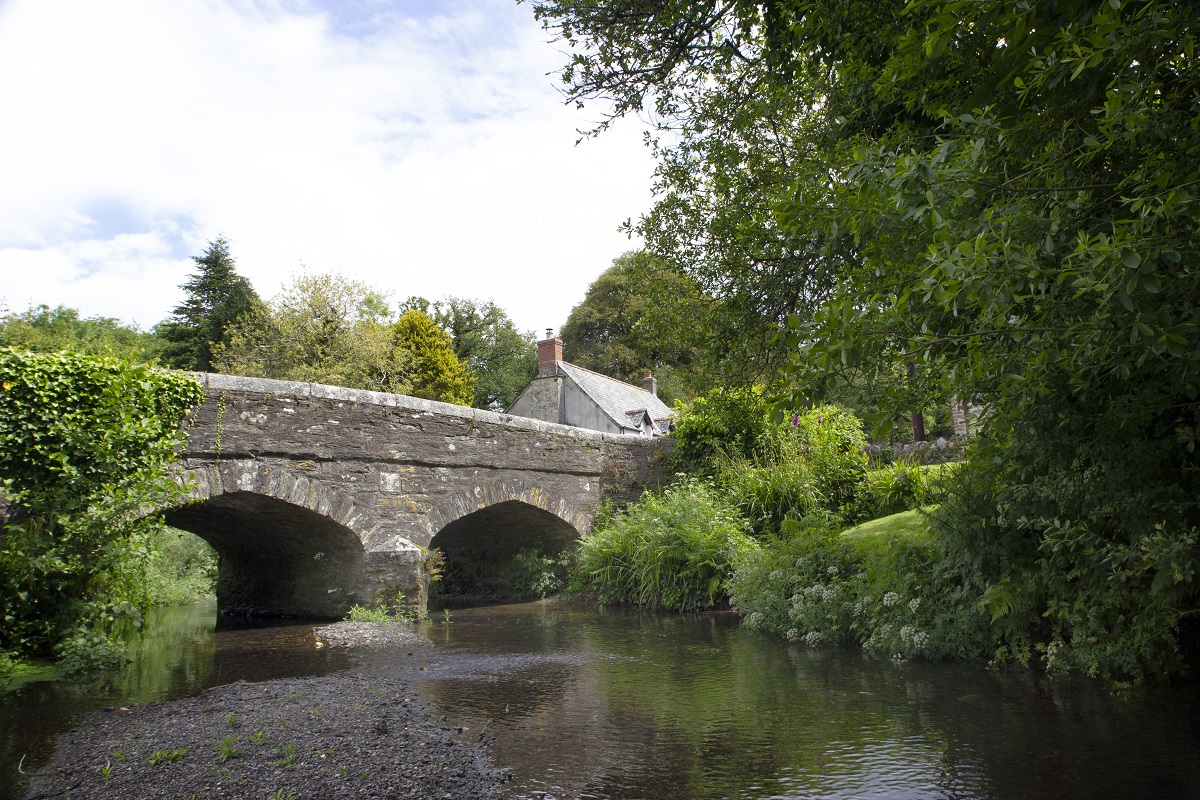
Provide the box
[4,600,1200,799]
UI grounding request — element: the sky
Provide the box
[0,0,657,336]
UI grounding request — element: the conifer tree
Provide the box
[391,310,474,405]
[160,236,259,371]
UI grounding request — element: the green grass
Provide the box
[841,509,936,585]
[842,509,931,544]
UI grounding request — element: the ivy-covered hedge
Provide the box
[0,347,204,665]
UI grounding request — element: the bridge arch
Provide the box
[428,482,584,598]
[166,461,419,618]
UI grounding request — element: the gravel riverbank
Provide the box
[23,623,507,800]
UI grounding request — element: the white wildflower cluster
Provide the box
[826,565,839,577]
[789,574,803,584]
[803,631,823,647]
[882,591,901,608]
[769,570,783,581]
[897,626,930,652]
[908,597,921,613]
[746,611,765,629]
[795,556,807,568]
[786,628,801,642]
[1044,639,1064,674]
[802,584,838,602]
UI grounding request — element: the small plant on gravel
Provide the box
[146,748,188,766]
[100,760,113,780]
[345,590,418,622]
[111,749,125,761]
[214,735,241,762]
[225,712,240,728]
[251,730,268,746]
[274,743,297,768]
[267,789,298,800]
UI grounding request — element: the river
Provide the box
[3,600,1200,799]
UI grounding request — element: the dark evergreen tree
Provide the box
[159,236,259,371]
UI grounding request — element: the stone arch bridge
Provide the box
[166,374,671,619]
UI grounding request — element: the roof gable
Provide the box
[556,361,674,434]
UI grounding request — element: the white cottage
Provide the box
[506,330,674,437]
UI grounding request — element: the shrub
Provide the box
[0,348,204,660]
[712,404,868,533]
[785,405,868,513]
[729,511,990,661]
[930,415,1200,684]
[668,385,778,473]
[501,547,570,600]
[717,455,821,532]
[570,480,758,610]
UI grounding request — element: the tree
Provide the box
[213,272,412,393]
[420,297,537,410]
[528,0,1200,680]
[560,250,712,403]
[0,304,161,362]
[160,236,260,371]
[391,310,474,406]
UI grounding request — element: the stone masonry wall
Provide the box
[172,373,673,617]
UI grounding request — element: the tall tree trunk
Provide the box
[907,363,926,442]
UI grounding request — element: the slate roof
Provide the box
[555,361,675,435]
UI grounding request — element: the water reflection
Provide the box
[411,601,1200,800]
[0,603,350,800]
[5,601,1200,800]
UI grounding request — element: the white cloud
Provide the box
[0,0,655,333]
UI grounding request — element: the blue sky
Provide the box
[0,0,655,334]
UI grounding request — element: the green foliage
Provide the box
[137,527,218,607]
[213,271,411,393]
[931,414,1200,683]
[159,236,260,371]
[145,748,188,766]
[560,250,712,403]
[0,348,204,660]
[214,735,241,762]
[0,304,161,362]
[501,547,571,600]
[570,480,758,610]
[717,455,821,533]
[729,511,990,661]
[668,385,777,474]
[786,406,868,513]
[345,592,416,623]
[416,296,538,410]
[675,397,867,525]
[529,0,1200,683]
[390,309,474,405]
[851,462,956,522]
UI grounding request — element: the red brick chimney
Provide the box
[538,328,563,377]
[642,370,657,396]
